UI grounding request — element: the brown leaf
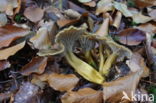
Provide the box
[0,41,25,60]
[47,73,79,92]
[20,57,48,76]
[134,0,156,8]
[32,73,79,92]
[57,19,78,28]
[103,71,143,102]
[136,22,156,34]
[83,1,96,7]
[0,25,30,49]
[116,28,146,46]
[0,60,10,71]
[61,88,103,103]
[126,53,149,77]
[24,6,44,23]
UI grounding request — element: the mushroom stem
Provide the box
[65,51,104,84]
[99,44,105,74]
[85,50,97,68]
[102,52,118,76]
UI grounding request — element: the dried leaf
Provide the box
[96,0,114,15]
[103,71,143,102]
[0,60,10,71]
[61,88,103,103]
[24,6,44,23]
[149,9,156,21]
[14,82,39,103]
[78,0,92,3]
[0,0,18,15]
[113,1,133,17]
[83,1,96,7]
[20,57,48,76]
[134,0,156,8]
[0,13,7,27]
[32,73,79,92]
[30,27,52,50]
[132,13,152,24]
[136,22,156,34]
[57,19,78,28]
[126,53,149,77]
[115,28,146,46]
[64,9,81,19]
[0,25,29,49]
[0,41,25,60]
[47,73,79,92]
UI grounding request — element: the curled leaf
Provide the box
[0,25,30,49]
[0,41,25,60]
[61,88,103,103]
[20,57,48,76]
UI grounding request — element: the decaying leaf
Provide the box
[30,27,52,50]
[96,0,114,15]
[132,13,152,24]
[149,9,156,21]
[0,13,7,27]
[64,9,81,19]
[0,0,18,15]
[14,82,39,103]
[126,53,149,77]
[61,88,103,103]
[20,57,48,76]
[0,25,30,49]
[113,1,133,17]
[32,73,79,92]
[56,26,104,84]
[0,41,25,60]
[103,71,143,102]
[115,28,146,46]
[83,1,96,7]
[24,6,44,23]
[0,60,10,71]
[134,0,156,8]
[78,0,92,3]
[136,22,156,34]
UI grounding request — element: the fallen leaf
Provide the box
[132,13,152,24]
[57,19,78,28]
[149,9,156,21]
[32,73,79,92]
[64,9,81,19]
[96,0,114,15]
[0,13,7,27]
[24,6,44,23]
[134,0,156,8]
[136,22,156,34]
[14,82,39,103]
[20,57,48,76]
[103,71,143,102]
[0,41,25,60]
[115,28,146,46]
[30,27,52,50]
[78,0,92,3]
[61,88,103,103]
[0,60,10,71]
[126,53,149,77]
[113,1,133,17]
[83,1,96,7]
[47,73,79,92]
[0,25,30,49]
[0,92,12,101]
[0,0,18,15]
